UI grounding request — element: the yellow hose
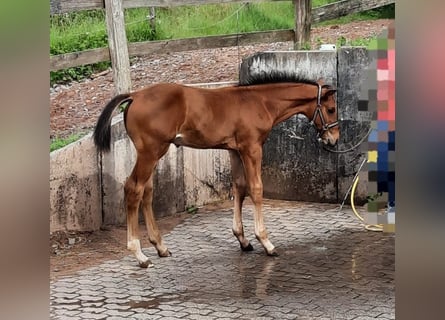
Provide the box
[350,176,383,232]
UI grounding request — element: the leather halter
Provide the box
[310,84,339,140]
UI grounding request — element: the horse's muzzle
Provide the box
[320,130,339,146]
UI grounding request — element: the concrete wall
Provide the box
[239,48,370,203]
[50,133,102,232]
[183,148,231,209]
[240,51,339,202]
[337,47,370,203]
[50,49,370,232]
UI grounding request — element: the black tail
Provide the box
[93,93,133,153]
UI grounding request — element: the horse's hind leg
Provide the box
[141,174,171,257]
[229,150,253,251]
[125,159,152,268]
[125,149,165,268]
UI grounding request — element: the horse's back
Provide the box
[124,83,267,151]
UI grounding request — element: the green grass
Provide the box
[335,35,375,48]
[50,1,394,85]
[152,2,295,39]
[317,4,395,26]
[50,134,85,152]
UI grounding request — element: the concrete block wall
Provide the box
[183,148,231,209]
[336,47,370,204]
[100,115,136,226]
[50,133,102,232]
[239,48,370,203]
[240,51,339,202]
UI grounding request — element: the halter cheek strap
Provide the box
[309,84,339,140]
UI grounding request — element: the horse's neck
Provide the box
[261,84,316,126]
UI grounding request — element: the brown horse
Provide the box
[94,74,339,268]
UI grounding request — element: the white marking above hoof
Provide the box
[139,259,154,268]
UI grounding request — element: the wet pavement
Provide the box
[50,200,395,319]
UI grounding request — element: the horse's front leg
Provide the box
[239,146,277,256]
[229,150,253,252]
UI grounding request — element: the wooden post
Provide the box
[293,0,312,50]
[105,0,132,94]
[148,7,156,33]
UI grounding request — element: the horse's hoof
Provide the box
[139,259,154,268]
[267,249,279,257]
[158,249,172,257]
[241,243,254,252]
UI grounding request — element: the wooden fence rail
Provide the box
[50,0,394,93]
[50,30,295,71]
[51,0,286,14]
[311,0,394,23]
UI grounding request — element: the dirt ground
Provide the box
[50,19,393,280]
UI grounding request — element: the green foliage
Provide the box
[50,10,110,85]
[50,62,110,85]
[50,133,85,152]
[50,9,157,85]
[50,10,108,55]
[317,4,395,26]
[337,36,347,47]
[50,2,394,85]
[361,3,395,19]
[348,37,373,47]
[299,42,312,50]
[314,0,340,6]
[336,35,374,48]
[186,205,198,214]
[367,192,383,203]
[152,2,294,39]
[118,101,131,113]
[124,9,158,42]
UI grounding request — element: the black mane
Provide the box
[239,71,322,87]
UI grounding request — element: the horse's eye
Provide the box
[327,107,335,114]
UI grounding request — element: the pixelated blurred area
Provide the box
[358,22,395,232]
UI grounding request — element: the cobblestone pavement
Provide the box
[50,201,395,319]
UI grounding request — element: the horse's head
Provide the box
[309,83,339,146]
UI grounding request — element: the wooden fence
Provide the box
[50,0,394,93]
